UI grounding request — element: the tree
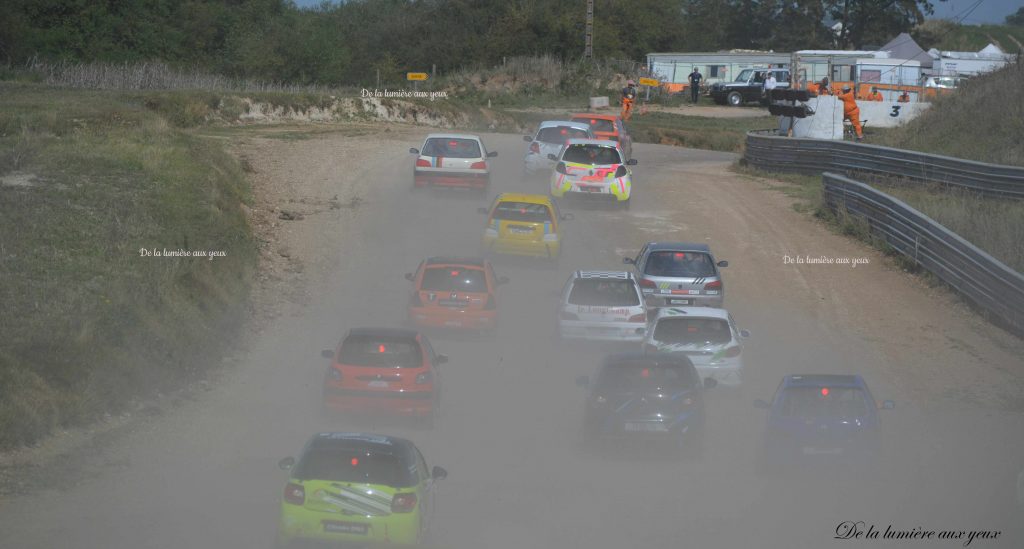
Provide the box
[1007,6,1024,26]
[828,0,939,49]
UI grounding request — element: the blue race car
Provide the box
[576,353,717,456]
[755,374,894,469]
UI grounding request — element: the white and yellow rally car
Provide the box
[549,138,637,209]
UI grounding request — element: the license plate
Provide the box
[323,521,368,535]
[624,422,668,432]
[368,380,389,388]
[509,225,533,234]
[668,298,691,305]
[579,185,602,192]
[438,300,467,307]
[802,446,843,455]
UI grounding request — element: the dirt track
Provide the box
[2,124,1023,549]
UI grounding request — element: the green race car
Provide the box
[276,432,448,547]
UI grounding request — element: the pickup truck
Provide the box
[710,68,791,106]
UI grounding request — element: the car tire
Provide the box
[618,197,631,211]
[727,92,743,106]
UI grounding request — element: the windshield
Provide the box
[736,69,754,82]
[537,126,590,143]
[338,336,421,368]
[652,317,732,345]
[492,201,552,223]
[421,267,487,293]
[294,441,413,486]
[421,137,482,158]
[644,251,716,277]
[572,117,614,133]
[780,387,870,419]
[596,359,699,390]
[562,144,621,165]
[568,279,640,306]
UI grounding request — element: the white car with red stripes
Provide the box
[558,271,648,342]
[410,133,496,191]
[643,306,749,387]
[549,139,637,209]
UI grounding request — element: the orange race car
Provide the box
[405,257,509,333]
[569,113,633,161]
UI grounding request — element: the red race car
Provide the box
[321,328,446,426]
[405,257,509,333]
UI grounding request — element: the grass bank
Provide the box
[0,82,256,448]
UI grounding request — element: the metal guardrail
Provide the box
[745,130,1024,198]
[822,173,1024,335]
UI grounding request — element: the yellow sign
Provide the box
[407,72,429,81]
[638,77,660,87]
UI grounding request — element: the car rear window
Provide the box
[644,251,716,277]
[537,126,590,143]
[597,359,699,390]
[492,201,552,223]
[568,279,640,306]
[421,137,481,159]
[421,267,488,293]
[339,336,421,368]
[573,117,615,133]
[780,387,870,419]
[561,144,621,165]
[652,317,732,345]
[294,441,414,486]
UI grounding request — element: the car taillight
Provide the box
[470,161,487,170]
[327,367,342,381]
[284,483,305,505]
[410,292,424,307]
[723,346,742,358]
[638,278,656,289]
[560,311,579,321]
[392,493,417,513]
[555,162,567,175]
[415,158,431,167]
[628,312,646,323]
[415,371,432,385]
[484,295,496,310]
[529,142,540,154]
[704,280,722,290]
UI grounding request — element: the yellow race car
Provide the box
[276,432,447,547]
[478,193,573,262]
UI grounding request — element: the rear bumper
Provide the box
[644,293,723,308]
[409,307,496,330]
[323,388,434,416]
[414,171,488,188]
[693,364,742,386]
[278,506,419,546]
[524,155,554,174]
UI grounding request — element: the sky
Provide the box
[292,0,1022,25]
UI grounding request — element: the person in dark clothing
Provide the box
[688,68,703,104]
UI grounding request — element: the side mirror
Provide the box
[409,147,419,154]
[739,329,751,339]
[547,153,558,161]
[717,260,729,267]
[622,257,635,265]
[754,399,771,409]
[575,375,590,388]
[497,276,510,285]
[404,273,414,281]
[487,151,498,158]
[523,135,533,142]
[435,354,448,365]
[881,400,895,410]
[627,159,638,166]
[703,377,718,389]
[431,466,448,480]
[477,207,489,215]
[278,457,296,470]
[321,349,335,359]
[561,213,575,221]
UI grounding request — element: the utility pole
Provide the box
[584,0,594,60]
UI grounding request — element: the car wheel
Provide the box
[618,197,631,211]
[727,92,743,106]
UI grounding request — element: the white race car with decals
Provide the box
[558,271,647,342]
[549,138,636,209]
[643,307,750,386]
